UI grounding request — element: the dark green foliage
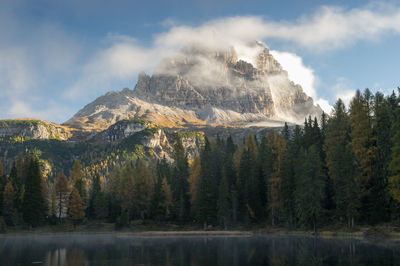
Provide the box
[22,157,45,227]
[171,138,190,223]
[89,175,108,219]
[217,169,231,229]
[371,93,392,223]
[295,145,325,232]
[197,137,218,225]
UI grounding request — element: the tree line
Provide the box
[0,88,400,232]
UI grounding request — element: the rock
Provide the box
[0,119,71,140]
[64,42,322,131]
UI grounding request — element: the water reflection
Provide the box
[0,234,399,265]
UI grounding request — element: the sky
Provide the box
[1,0,400,123]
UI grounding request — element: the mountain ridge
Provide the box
[64,41,322,131]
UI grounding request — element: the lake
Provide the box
[0,234,399,265]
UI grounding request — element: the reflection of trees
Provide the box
[66,248,87,266]
[0,235,399,265]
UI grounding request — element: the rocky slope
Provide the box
[0,119,71,140]
[65,42,322,131]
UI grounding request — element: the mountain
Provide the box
[65,41,322,131]
[0,41,323,178]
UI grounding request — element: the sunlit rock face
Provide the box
[65,41,322,131]
[0,120,71,140]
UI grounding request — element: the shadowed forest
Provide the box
[1,89,400,233]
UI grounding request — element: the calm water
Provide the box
[0,234,399,265]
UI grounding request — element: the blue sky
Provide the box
[1,0,400,123]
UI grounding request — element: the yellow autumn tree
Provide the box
[68,188,85,229]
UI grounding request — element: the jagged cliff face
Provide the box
[98,119,203,161]
[65,41,322,131]
[0,119,71,140]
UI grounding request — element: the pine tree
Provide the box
[372,93,392,223]
[324,99,359,227]
[3,181,16,226]
[295,145,325,233]
[88,174,102,219]
[55,172,69,221]
[161,177,173,220]
[280,130,297,228]
[68,188,85,229]
[389,95,400,216]
[0,160,6,216]
[217,170,231,229]
[171,137,190,223]
[22,157,45,227]
[197,137,218,227]
[349,89,377,222]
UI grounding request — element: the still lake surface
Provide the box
[0,233,399,265]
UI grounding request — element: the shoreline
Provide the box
[2,228,400,243]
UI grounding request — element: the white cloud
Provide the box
[270,50,333,114]
[3,1,400,122]
[270,50,316,99]
[66,3,400,102]
[315,98,334,114]
[333,77,356,108]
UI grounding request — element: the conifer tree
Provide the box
[171,137,190,222]
[372,93,392,222]
[389,95,400,215]
[188,156,201,215]
[161,177,173,220]
[349,89,377,221]
[280,128,297,228]
[265,131,286,225]
[22,157,45,227]
[68,188,85,229]
[217,170,231,229]
[197,137,218,226]
[238,134,261,223]
[55,172,69,221]
[3,181,16,226]
[0,160,5,215]
[295,145,325,233]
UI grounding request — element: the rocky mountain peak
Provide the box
[65,41,322,131]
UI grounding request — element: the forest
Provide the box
[0,88,400,232]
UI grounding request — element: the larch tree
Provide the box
[266,131,287,226]
[68,188,85,229]
[188,156,201,215]
[349,89,377,221]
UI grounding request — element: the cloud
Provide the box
[66,3,400,102]
[270,50,316,99]
[270,50,333,114]
[3,1,400,122]
[333,77,356,108]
